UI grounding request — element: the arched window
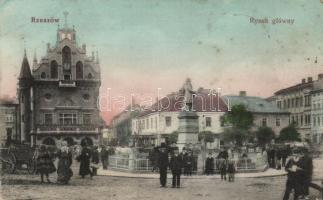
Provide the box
[81,137,93,146]
[50,60,58,79]
[76,61,83,79]
[62,46,71,70]
[42,137,56,146]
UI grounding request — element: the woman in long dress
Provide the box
[57,141,73,184]
[78,143,93,178]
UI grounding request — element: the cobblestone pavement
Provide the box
[1,160,322,200]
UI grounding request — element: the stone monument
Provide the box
[177,78,200,151]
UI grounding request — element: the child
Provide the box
[169,149,183,188]
[36,145,56,183]
[227,159,236,182]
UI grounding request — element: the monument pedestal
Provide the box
[177,111,199,151]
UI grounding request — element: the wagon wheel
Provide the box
[0,153,16,174]
[27,159,36,174]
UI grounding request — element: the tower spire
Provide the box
[96,50,99,64]
[63,11,69,28]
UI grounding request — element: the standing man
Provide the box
[283,149,303,200]
[300,148,313,198]
[101,145,109,170]
[169,149,183,188]
[158,143,169,187]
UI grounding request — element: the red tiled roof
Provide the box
[139,90,228,117]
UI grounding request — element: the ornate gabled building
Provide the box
[17,18,103,147]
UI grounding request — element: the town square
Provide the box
[1,0,323,200]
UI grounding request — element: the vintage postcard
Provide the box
[0,0,323,200]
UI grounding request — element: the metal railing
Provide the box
[108,156,153,171]
[107,155,266,173]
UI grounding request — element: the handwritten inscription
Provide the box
[250,17,295,25]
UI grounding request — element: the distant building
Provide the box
[0,98,19,146]
[224,91,290,136]
[102,126,115,144]
[311,74,323,144]
[17,17,104,146]
[110,105,141,146]
[131,87,228,147]
[271,76,317,140]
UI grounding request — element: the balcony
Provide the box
[36,124,99,134]
[59,80,76,87]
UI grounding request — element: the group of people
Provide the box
[283,148,313,200]
[35,142,111,184]
[266,145,291,169]
[36,141,73,184]
[149,146,195,176]
[157,143,196,188]
[205,148,236,182]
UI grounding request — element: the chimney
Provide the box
[239,91,246,97]
[308,77,313,83]
[302,78,306,84]
[318,74,323,80]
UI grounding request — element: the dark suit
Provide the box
[158,148,169,187]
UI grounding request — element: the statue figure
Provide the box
[180,78,195,111]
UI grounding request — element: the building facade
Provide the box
[0,98,19,146]
[311,74,323,144]
[131,87,228,147]
[17,21,103,147]
[271,76,318,140]
[225,91,290,136]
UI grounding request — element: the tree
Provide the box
[221,127,248,146]
[168,131,179,144]
[256,126,275,146]
[221,104,254,146]
[198,131,215,143]
[278,125,301,142]
[223,104,253,130]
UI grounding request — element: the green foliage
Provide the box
[168,131,179,144]
[221,127,248,146]
[278,125,301,142]
[256,126,275,146]
[223,104,253,130]
[198,131,215,143]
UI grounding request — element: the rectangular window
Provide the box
[83,114,91,124]
[165,116,172,127]
[276,118,281,127]
[59,113,77,125]
[206,117,212,127]
[64,74,71,80]
[262,118,267,127]
[44,113,53,125]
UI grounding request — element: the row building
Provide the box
[271,74,323,143]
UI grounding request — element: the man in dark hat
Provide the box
[158,143,169,187]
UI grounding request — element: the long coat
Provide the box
[78,147,92,176]
[57,149,73,183]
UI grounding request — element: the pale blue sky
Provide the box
[0,0,323,119]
